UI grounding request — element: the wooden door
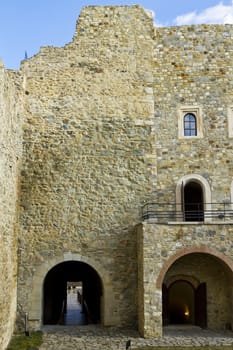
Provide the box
[195,282,207,328]
[162,284,169,326]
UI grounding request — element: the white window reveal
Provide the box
[227,106,233,138]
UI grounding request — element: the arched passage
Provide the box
[43,261,102,325]
[168,280,195,324]
[28,252,117,329]
[160,248,233,330]
[163,278,207,328]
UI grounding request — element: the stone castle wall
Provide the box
[0,61,22,349]
[138,223,233,337]
[0,5,233,346]
[153,24,233,202]
[14,6,233,335]
[17,5,155,329]
[138,23,233,338]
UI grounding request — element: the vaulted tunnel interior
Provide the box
[43,261,102,325]
[162,279,202,327]
[168,281,195,324]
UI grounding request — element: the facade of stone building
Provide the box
[0,5,233,349]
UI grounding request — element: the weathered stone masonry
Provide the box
[0,61,22,350]
[17,5,155,333]
[0,5,233,349]
[137,23,233,337]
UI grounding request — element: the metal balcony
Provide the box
[142,202,233,223]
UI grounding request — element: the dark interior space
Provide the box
[43,261,102,325]
[168,281,195,324]
[163,279,207,328]
[184,181,204,221]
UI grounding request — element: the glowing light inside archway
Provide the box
[184,305,189,317]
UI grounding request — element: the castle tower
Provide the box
[0,6,233,347]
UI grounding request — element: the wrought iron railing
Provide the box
[142,202,233,223]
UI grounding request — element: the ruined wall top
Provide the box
[73,5,155,40]
[0,6,228,72]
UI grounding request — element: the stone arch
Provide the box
[164,274,200,289]
[163,274,200,326]
[29,252,116,328]
[156,246,233,289]
[160,247,233,329]
[176,174,212,221]
[165,279,196,325]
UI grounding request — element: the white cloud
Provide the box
[174,1,233,25]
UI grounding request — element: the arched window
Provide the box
[184,113,197,136]
[178,106,203,139]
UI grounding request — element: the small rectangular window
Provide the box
[178,106,203,139]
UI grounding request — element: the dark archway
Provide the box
[168,280,195,324]
[162,280,206,327]
[184,181,204,221]
[158,249,233,331]
[43,261,102,325]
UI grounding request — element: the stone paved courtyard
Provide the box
[39,325,233,350]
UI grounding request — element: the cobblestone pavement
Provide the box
[39,325,233,349]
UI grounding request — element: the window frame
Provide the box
[178,106,203,139]
[227,106,233,138]
[176,174,212,223]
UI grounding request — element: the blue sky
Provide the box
[1,0,233,69]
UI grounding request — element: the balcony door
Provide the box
[183,181,204,221]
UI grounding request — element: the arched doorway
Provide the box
[162,252,233,330]
[168,280,195,324]
[163,279,206,327]
[184,181,204,221]
[43,261,102,325]
[175,174,212,222]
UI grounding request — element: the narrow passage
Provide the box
[64,286,86,325]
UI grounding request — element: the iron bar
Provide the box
[142,202,233,223]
